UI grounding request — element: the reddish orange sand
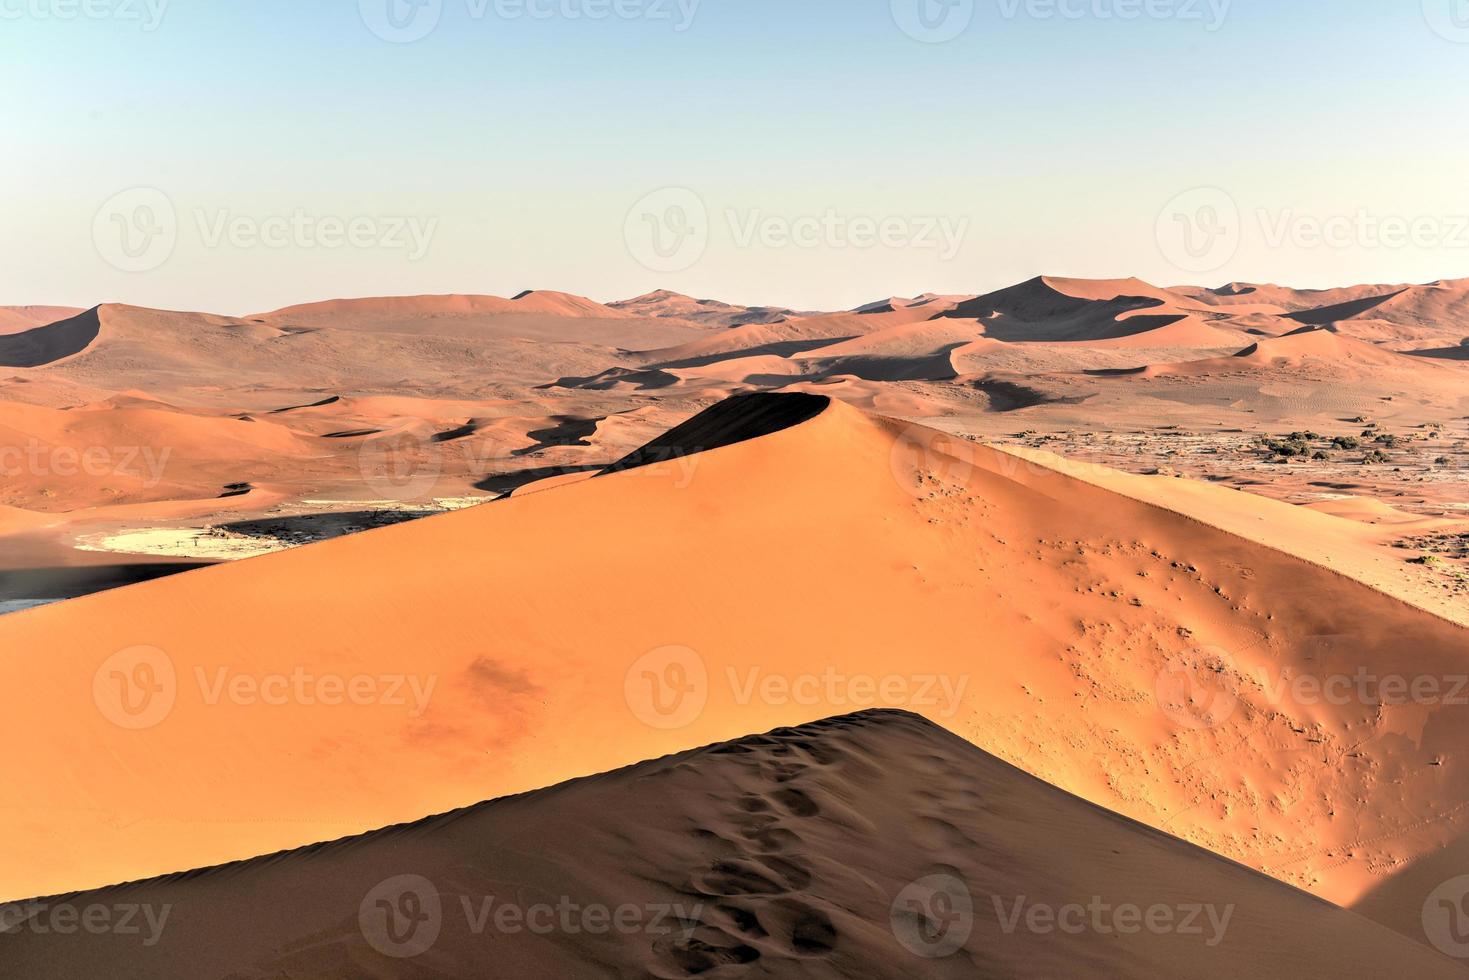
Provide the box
[1,395,1466,962]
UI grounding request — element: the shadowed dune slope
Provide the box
[0,308,101,368]
[2,711,1461,980]
[600,392,829,474]
[1,393,1467,951]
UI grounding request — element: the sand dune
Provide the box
[1179,279,1469,349]
[1233,327,1412,366]
[931,276,1223,345]
[0,393,1466,958]
[2,711,1460,979]
[609,288,818,328]
[259,289,631,323]
[1409,342,1469,361]
[16,303,670,404]
[0,399,314,510]
[251,291,717,350]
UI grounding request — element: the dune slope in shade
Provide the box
[1,394,1467,948]
[0,308,101,368]
[2,711,1462,979]
[601,391,829,474]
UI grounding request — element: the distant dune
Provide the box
[258,289,632,322]
[2,711,1459,979]
[0,305,85,335]
[608,288,818,328]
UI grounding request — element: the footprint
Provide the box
[716,903,768,939]
[691,860,787,897]
[763,899,839,958]
[738,821,801,854]
[771,788,821,817]
[735,794,772,813]
[656,933,761,976]
[691,856,811,897]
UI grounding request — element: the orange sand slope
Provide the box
[1,394,1468,948]
[2,711,1461,980]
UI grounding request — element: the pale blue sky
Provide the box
[2,0,1467,313]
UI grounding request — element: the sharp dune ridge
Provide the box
[3,710,1463,979]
